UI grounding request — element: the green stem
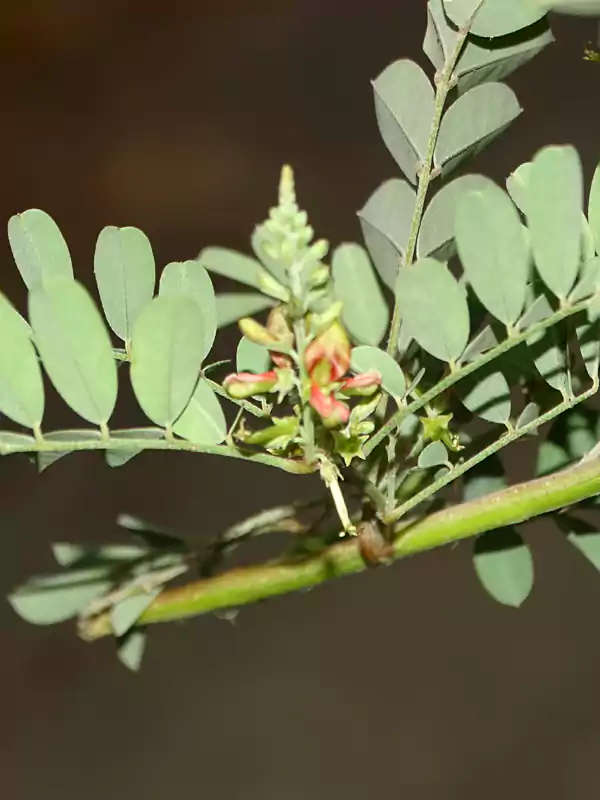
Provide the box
[0,433,314,475]
[385,24,471,361]
[293,318,316,464]
[82,435,600,639]
[383,382,597,525]
[364,294,594,458]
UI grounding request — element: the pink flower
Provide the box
[339,370,382,396]
[309,384,350,427]
[305,320,351,385]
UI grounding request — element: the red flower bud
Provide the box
[339,370,382,397]
[309,384,350,427]
[223,370,278,399]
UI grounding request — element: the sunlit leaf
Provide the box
[506,161,532,214]
[94,226,156,344]
[173,379,227,446]
[417,174,490,261]
[473,527,534,607]
[8,209,73,290]
[525,145,583,299]
[332,243,389,346]
[130,295,205,428]
[29,279,118,425]
[395,258,470,363]
[435,82,522,176]
[372,59,435,185]
[455,179,530,326]
[0,293,44,429]
[159,259,217,361]
[442,0,545,37]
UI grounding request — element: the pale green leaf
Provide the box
[173,379,227,445]
[332,243,389,347]
[358,178,416,268]
[457,364,511,424]
[588,160,600,256]
[0,293,44,428]
[576,318,600,381]
[525,145,583,299]
[540,0,600,15]
[557,515,600,573]
[0,431,36,453]
[473,527,534,607]
[216,293,275,328]
[570,256,600,303]
[198,247,264,290]
[111,590,159,638]
[105,427,165,468]
[52,542,147,567]
[8,209,73,290]
[372,59,435,185]
[417,174,491,261]
[236,337,270,374]
[29,279,117,425]
[435,83,522,176]
[461,325,499,363]
[93,226,155,343]
[350,345,406,401]
[442,0,545,37]
[159,259,216,360]
[395,258,470,363]
[506,161,532,214]
[117,629,146,672]
[130,295,205,428]
[455,180,530,326]
[8,569,112,625]
[516,401,540,431]
[528,322,570,395]
[418,440,448,469]
[251,225,289,286]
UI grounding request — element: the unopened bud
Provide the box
[257,269,290,302]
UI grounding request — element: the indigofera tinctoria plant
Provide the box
[4,0,600,671]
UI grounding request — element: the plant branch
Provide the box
[0,432,315,475]
[81,433,600,640]
[365,294,596,457]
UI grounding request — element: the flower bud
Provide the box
[338,370,382,397]
[223,370,278,399]
[309,384,350,427]
[238,317,278,348]
[258,269,290,303]
[304,320,351,384]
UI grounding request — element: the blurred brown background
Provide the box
[2,2,600,798]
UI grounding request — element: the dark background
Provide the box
[2,2,600,798]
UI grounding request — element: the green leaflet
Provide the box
[418,440,448,469]
[425,1,553,93]
[435,82,522,177]
[37,429,102,472]
[94,226,156,344]
[350,345,406,402]
[8,209,73,290]
[525,145,583,299]
[52,542,148,567]
[0,432,36,454]
[111,590,160,638]
[395,258,470,364]
[442,0,545,37]
[105,428,166,468]
[130,295,205,428]
[529,323,570,395]
[159,259,217,361]
[457,363,512,425]
[372,59,435,186]
[358,179,415,289]
[506,161,532,214]
[463,454,507,502]
[587,160,600,256]
[417,174,491,261]
[455,179,530,326]
[332,243,389,347]
[576,318,600,381]
[473,527,534,608]
[198,247,264,290]
[216,293,276,328]
[29,279,118,425]
[535,408,597,477]
[117,629,147,672]
[516,401,540,431]
[0,293,44,429]
[236,337,270,374]
[8,569,112,625]
[556,515,600,574]
[541,0,600,15]
[173,379,227,446]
